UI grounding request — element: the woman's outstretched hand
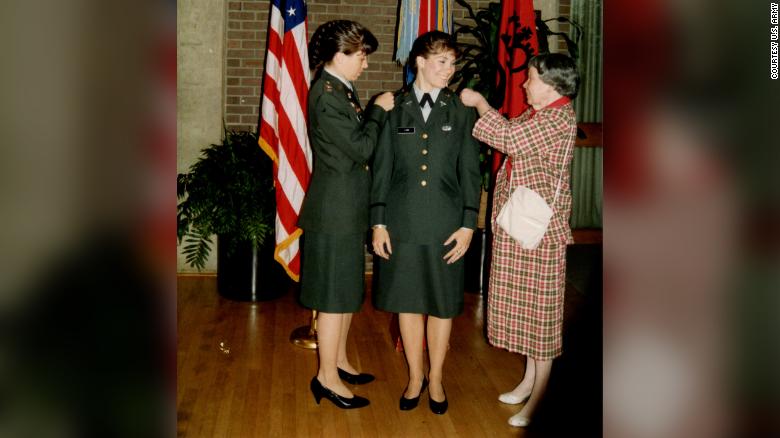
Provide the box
[459,89,491,116]
[375,92,395,111]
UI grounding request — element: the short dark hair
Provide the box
[308,20,378,71]
[407,30,459,76]
[529,53,580,98]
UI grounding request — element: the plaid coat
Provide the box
[472,101,576,359]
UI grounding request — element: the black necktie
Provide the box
[420,93,434,108]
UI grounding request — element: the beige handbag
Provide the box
[496,143,572,249]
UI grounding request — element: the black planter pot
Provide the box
[216,235,290,301]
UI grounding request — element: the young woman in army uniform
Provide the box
[298,20,394,409]
[370,31,481,415]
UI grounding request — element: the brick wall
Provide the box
[223,0,496,132]
[224,1,267,131]
[224,1,573,132]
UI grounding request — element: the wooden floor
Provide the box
[177,246,602,437]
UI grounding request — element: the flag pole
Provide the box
[290,309,318,349]
[260,0,313,349]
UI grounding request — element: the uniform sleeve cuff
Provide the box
[461,208,478,229]
[365,104,388,125]
[370,204,386,226]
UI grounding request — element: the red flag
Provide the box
[493,0,539,174]
[258,0,312,282]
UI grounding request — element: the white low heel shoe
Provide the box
[508,413,530,427]
[498,391,531,405]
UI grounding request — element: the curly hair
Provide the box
[308,20,378,71]
[529,53,580,99]
[406,30,459,76]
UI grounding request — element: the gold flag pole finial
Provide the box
[290,309,318,349]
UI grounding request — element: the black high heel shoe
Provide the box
[429,386,448,415]
[337,368,375,385]
[399,378,428,410]
[310,377,370,409]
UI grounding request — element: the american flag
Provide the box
[258,0,312,282]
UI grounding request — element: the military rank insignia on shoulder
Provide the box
[393,88,409,99]
[324,80,334,93]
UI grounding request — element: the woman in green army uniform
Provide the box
[298,20,394,409]
[370,31,481,415]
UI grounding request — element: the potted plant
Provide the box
[177,130,288,301]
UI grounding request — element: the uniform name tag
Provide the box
[441,125,452,132]
[397,127,415,134]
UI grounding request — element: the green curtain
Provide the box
[567,0,602,230]
[570,147,602,229]
[571,0,602,123]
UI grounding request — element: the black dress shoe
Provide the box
[338,368,375,385]
[429,387,448,415]
[310,377,370,409]
[400,378,428,410]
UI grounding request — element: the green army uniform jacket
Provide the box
[298,69,388,235]
[370,87,481,244]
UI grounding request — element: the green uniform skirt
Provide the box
[299,230,366,313]
[373,241,465,319]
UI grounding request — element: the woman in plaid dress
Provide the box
[460,53,579,427]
